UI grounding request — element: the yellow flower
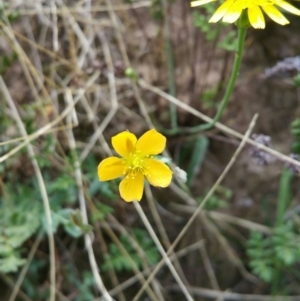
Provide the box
[98,129,173,202]
[191,0,300,29]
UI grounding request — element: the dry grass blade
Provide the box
[65,90,114,301]
[80,32,118,162]
[0,76,56,301]
[132,114,258,301]
[100,215,165,301]
[7,2,152,16]
[8,231,43,301]
[169,286,300,301]
[144,184,190,285]
[170,203,272,234]
[95,241,204,300]
[134,201,195,301]
[0,72,100,164]
[139,80,300,168]
[2,0,299,299]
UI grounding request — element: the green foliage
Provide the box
[201,86,219,109]
[193,10,218,41]
[150,0,163,20]
[47,173,77,206]
[291,118,300,154]
[46,208,91,238]
[217,31,238,51]
[197,186,232,210]
[75,271,96,301]
[86,154,117,200]
[21,258,47,299]
[276,168,292,227]
[70,209,93,235]
[125,67,138,81]
[92,203,114,222]
[0,253,26,273]
[102,228,160,272]
[193,5,237,52]
[0,6,19,75]
[23,260,97,301]
[247,223,300,283]
[272,225,300,266]
[0,183,42,273]
[0,151,97,274]
[67,271,96,301]
[179,137,209,186]
[248,169,296,287]
[293,74,300,87]
[0,3,20,23]
[0,52,17,75]
[89,178,117,200]
[0,175,90,273]
[20,103,39,135]
[247,231,274,282]
[35,134,56,168]
[187,136,209,186]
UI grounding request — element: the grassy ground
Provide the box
[1,1,300,301]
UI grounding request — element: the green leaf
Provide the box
[92,203,114,222]
[276,168,292,227]
[0,237,13,255]
[0,254,26,273]
[100,182,117,199]
[276,247,296,266]
[102,229,159,272]
[89,178,103,196]
[45,209,91,237]
[217,31,238,51]
[193,10,219,41]
[293,74,300,87]
[64,222,85,238]
[187,136,209,186]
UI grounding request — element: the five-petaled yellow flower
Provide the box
[191,0,300,29]
[98,129,173,202]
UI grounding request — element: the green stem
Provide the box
[187,25,247,133]
[272,167,293,295]
[161,0,177,129]
[276,168,292,227]
[155,24,247,136]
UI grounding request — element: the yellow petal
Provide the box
[275,0,300,15]
[112,131,137,158]
[98,157,125,181]
[209,0,234,23]
[222,2,243,23]
[191,0,216,7]
[119,172,144,202]
[262,5,290,25]
[248,6,265,28]
[144,159,172,188]
[136,129,166,156]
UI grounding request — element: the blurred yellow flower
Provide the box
[191,0,300,28]
[98,129,173,202]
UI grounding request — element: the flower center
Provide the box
[123,151,150,178]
